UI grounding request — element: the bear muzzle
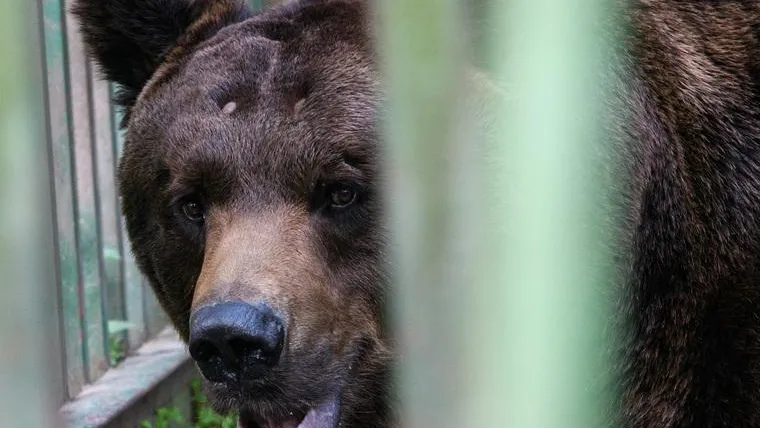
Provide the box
[188,301,286,383]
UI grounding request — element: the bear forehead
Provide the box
[125,6,380,198]
[136,14,376,116]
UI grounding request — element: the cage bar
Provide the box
[41,0,87,398]
[380,0,620,427]
[0,0,62,424]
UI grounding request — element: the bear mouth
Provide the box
[238,398,340,428]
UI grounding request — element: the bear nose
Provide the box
[188,301,285,383]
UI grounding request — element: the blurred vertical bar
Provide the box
[381,0,619,428]
[0,0,61,424]
[470,0,620,427]
[377,0,469,427]
[41,0,86,397]
[64,0,109,381]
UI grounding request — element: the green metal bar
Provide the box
[64,0,109,382]
[111,92,149,350]
[0,0,61,424]
[381,0,619,427]
[41,0,86,398]
[92,74,126,366]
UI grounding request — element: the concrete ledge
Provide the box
[60,328,196,428]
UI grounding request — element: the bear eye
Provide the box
[328,183,358,209]
[181,200,205,222]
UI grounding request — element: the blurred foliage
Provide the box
[139,378,237,428]
[107,320,135,366]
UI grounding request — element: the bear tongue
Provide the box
[298,399,339,428]
[238,415,301,428]
[239,400,339,428]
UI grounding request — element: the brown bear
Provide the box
[74,1,390,427]
[72,0,760,427]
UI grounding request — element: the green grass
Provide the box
[139,378,237,428]
[106,320,134,367]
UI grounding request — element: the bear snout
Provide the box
[188,301,286,384]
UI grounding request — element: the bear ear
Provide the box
[72,0,251,115]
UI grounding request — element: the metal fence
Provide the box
[42,0,170,404]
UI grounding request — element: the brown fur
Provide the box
[615,2,760,427]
